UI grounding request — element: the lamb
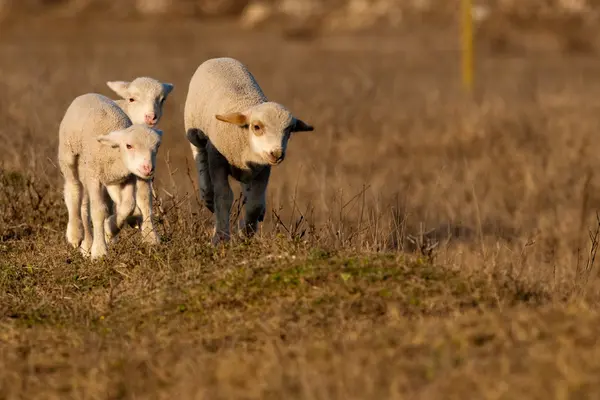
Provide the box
[107,77,174,128]
[106,77,174,244]
[184,57,314,245]
[58,93,162,260]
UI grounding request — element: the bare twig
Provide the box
[575,211,600,295]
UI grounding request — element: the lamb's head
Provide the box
[97,125,163,180]
[107,77,174,127]
[215,102,313,166]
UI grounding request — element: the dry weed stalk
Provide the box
[406,223,439,263]
[574,211,600,295]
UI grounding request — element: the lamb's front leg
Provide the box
[133,177,160,245]
[87,179,109,260]
[104,179,136,242]
[209,150,232,245]
[240,167,270,238]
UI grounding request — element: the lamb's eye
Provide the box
[253,125,261,131]
[128,98,135,103]
[126,144,133,149]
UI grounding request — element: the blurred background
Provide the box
[0,0,595,47]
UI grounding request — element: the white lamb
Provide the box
[106,77,174,244]
[107,77,174,128]
[184,57,314,245]
[58,93,163,260]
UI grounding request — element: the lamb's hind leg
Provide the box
[133,178,159,244]
[123,177,159,244]
[188,128,214,213]
[104,179,136,243]
[80,191,93,256]
[59,151,83,249]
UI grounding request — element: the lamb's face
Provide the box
[247,104,295,165]
[97,125,163,180]
[215,102,314,166]
[107,78,174,127]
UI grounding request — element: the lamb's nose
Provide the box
[142,164,154,175]
[270,149,283,161]
[145,113,157,125]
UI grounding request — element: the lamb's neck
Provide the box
[241,147,268,170]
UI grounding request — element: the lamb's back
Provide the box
[185,57,267,133]
[59,93,131,156]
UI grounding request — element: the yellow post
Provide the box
[461,0,474,93]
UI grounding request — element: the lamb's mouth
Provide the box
[264,152,284,166]
[137,171,154,179]
[265,156,283,166]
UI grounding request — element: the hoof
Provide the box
[66,222,83,249]
[211,231,230,246]
[125,215,143,229]
[79,246,90,258]
[90,244,108,260]
[142,230,161,245]
[104,218,119,244]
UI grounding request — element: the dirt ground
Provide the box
[2,16,600,399]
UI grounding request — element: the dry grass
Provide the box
[2,18,600,399]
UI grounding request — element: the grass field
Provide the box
[2,17,600,399]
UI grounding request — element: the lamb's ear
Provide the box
[215,112,248,127]
[153,128,164,138]
[162,83,174,96]
[106,81,131,98]
[291,118,314,133]
[97,129,125,148]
